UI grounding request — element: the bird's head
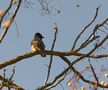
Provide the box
[34,32,44,39]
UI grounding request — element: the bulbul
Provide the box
[31,32,46,57]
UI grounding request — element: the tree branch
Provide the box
[0,0,22,43]
[60,56,108,88]
[71,5,100,50]
[1,49,108,70]
[0,75,24,90]
[45,23,58,84]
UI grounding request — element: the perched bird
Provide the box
[31,32,46,57]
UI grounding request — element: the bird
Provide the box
[31,32,46,57]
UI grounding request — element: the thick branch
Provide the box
[0,50,108,69]
[0,51,38,69]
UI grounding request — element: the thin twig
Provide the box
[36,64,69,90]
[0,75,24,90]
[71,5,100,50]
[45,23,58,84]
[47,72,66,90]
[13,19,19,37]
[37,0,50,15]
[103,25,108,30]
[88,59,99,89]
[9,66,15,81]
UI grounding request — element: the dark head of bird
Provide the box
[34,32,44,39]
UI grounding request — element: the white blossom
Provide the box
[0,10,4,17]
[104,73,108,77]
[104,82,108,86]
[81,86,86,90]
[101,81,105,85]
[67,81,71,87]
[2,18,13,30]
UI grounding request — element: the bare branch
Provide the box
[71,6,100,50]
[0,51,38,69]
[45,23,58,84]
[0,0,13,27]
[23,0,33,9]
[88,59,99,89]
[1,48,108,70]
[0,74,24,90]
[60,56,108,88]
[37,0,50,15]
[0,0,22,43]
[76,35,100,52]
[9,66,15,81]
[47,72,66,90]
[36,64,69,90]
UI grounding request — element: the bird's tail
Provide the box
[40,50,46,57]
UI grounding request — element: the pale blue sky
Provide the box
[0,0,108,90]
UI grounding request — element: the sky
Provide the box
[0,0,108,90]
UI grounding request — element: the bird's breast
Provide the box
[31,45,37,52]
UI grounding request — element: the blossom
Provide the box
[2,18,13,30]
[67,81,71,87]
[100,81,108,86]
[0,10,4,17]
[104,82,108,86]
[81,86,86,90]
[104,73,108,77]
[101,81,105,85]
